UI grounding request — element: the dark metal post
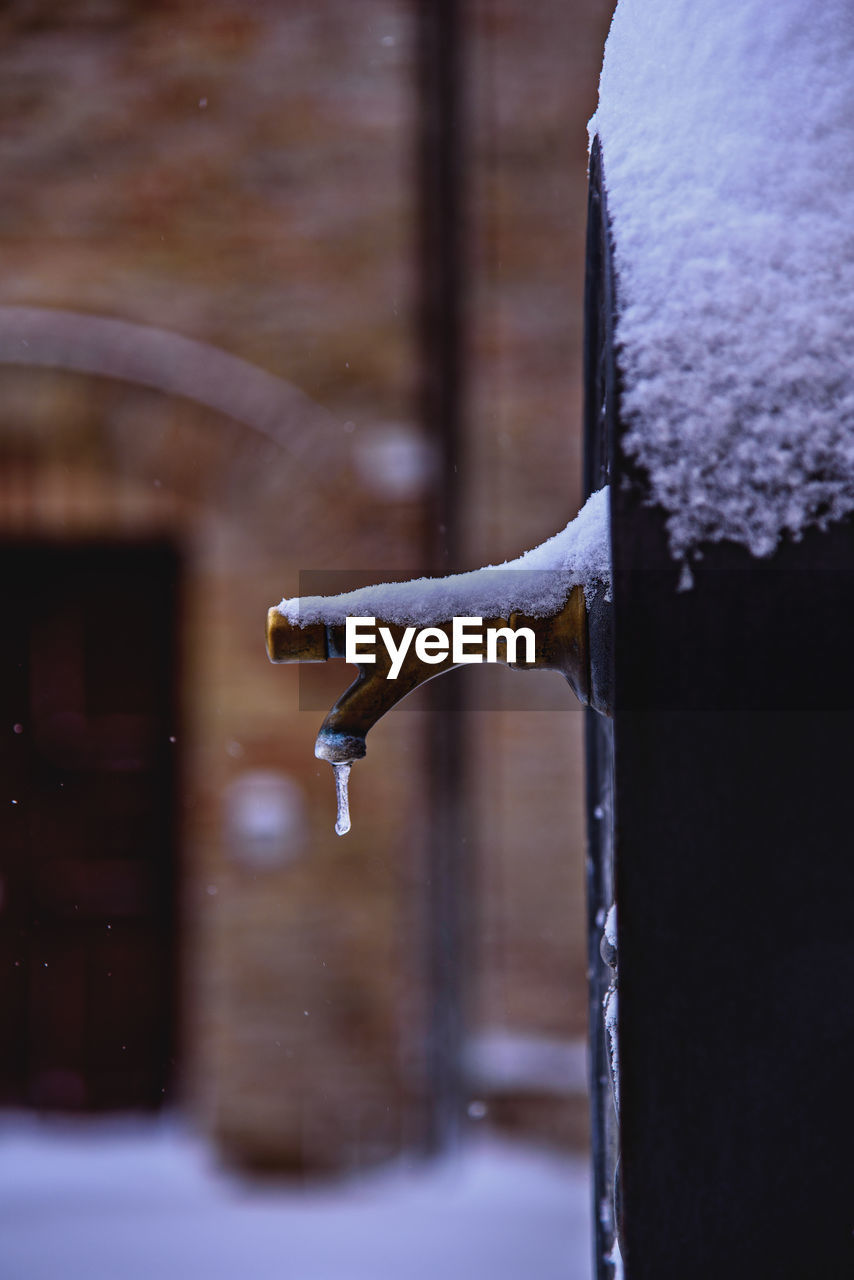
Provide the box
[586,136,854,1277]
[583,137,620,1279]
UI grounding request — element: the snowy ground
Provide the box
[0,1116,592,1280]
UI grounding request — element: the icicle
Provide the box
[333,761,352,836]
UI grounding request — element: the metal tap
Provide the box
[270,578,610,744]
[267,583,611,832]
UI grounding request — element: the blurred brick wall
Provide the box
[0,0,614,1170]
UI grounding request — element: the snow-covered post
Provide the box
[588,2,854,1276]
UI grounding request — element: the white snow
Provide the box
[607,1236,625,1280]
[603,986,619,1112]
[591,0,854,562]
[604,903,617,950]
[278,486,611,626]
[463,1031,589,1097]
[0,1116,592,1280]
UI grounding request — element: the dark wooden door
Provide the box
[0,542,179,1111]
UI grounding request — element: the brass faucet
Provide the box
[266,583,605,832]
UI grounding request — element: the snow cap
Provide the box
[591,0,854,561]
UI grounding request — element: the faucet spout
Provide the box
[266,487,611,832]
[267,583,593,772]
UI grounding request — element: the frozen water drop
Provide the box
[677,561,694,592]
[333,762,352,836]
